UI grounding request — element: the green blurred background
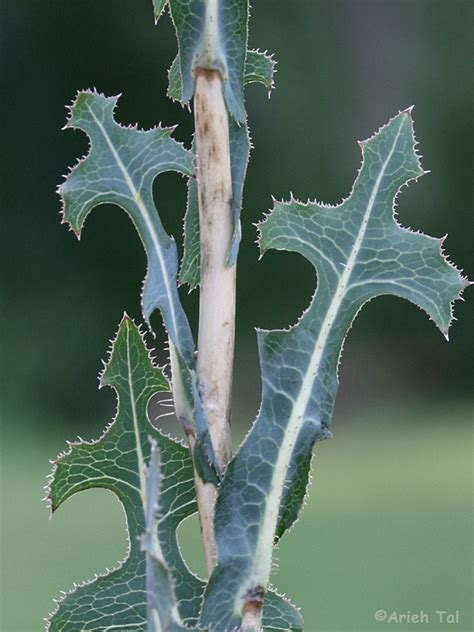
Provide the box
[1,1,472,631]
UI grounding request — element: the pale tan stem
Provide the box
[189,67,236,575]
[241,586,264,632]
[168,342,218,573]
[241,607,263,632]
[188,436,218,573]
[194,68,235,470]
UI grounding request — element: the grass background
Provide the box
[1,404,472,632]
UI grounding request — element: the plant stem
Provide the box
[168,342,219,573]
[241,605,263,632]
[193,67,236,569]
[194,68,235,469]
[188,435,220,573]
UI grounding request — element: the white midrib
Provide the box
[250,117,405,591]
[87,105,179,339]
[103,625,146,631]
[197,0,223,69]
[126,325,147,511]
[151,608,162,632]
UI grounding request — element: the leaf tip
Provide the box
[72,226,82,240]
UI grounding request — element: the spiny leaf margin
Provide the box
[45,315,205,630]
[44,316,303,631]
[201,108,470,630]
[156,0,249,122]
[168,49,277,105]
[58,89,218,472]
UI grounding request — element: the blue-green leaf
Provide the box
[59,90,218,471]
[155,1,253,119]
[141,438,183,631]
[60,90,192,343]
[46,318,302,630]
[262,590,303,632]
[243,49,277,92]
[152,0,168,20]
[168,48,276,104]
[46,317,203,630]
[162,0,248,122]
[201,110,469,630]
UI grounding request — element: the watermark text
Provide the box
[374,609,461,625]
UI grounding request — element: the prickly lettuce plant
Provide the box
[46,317,298,631]
[45,2,470,631]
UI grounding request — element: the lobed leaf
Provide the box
[243,49,277,92]
[60,91,192,346]
[46,316,203,630]
[46,317,302,631]
[141,438,183,631]
[59,89,218,471]
[153,0,168,21]
[201,110,470,629]
[158,0,249,122]
[168,49,276,104]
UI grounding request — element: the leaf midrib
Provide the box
[251,116,406,589]
[125,323,147,511]
[86,104,180,339]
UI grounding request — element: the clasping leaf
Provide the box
[201,110,469,630]
[156,1,276,286]
[45,317,302,631]
[179,50,277,289]
[59,90,218,471]
[155,0,249,122]
[46,316,204,630]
